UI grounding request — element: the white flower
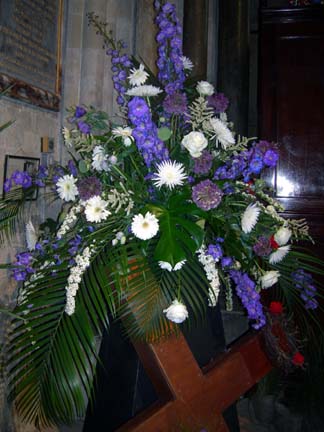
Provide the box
[131,212,159,240]
[158,260,186,272]
[209,118,235,148]
[196,80,214,96]
[128,63,149,86]
[274,227,292,246]
[109,155,118,165]
[125,85,162,97]
[56,175,78,202]
[269,245,290,264]
[241,203,260,234]
[84,196,111,223]
[163,299,188,323]
[92,145,110,172]
[260,270,280,289]
[112,126,134,147]
[181,131,208,158]
[62,127,73,147]
[26,221,37,250]
[152,160,187,190]
[181,56,194,71]
[197,247,220,306]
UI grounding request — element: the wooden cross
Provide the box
[116,331,272,431]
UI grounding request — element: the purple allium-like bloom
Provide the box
[163,92,187,114]
[75,106,87,118]
[77,121,91,134]
[192,180,223,211]
[207,243,223,260]
[77,176,103,201]
[68,160,78,177]
[193,150,213,175]
[292,269,318,310]
[207,92,229,113]
[4,179,12,193]
[253,236,272,257]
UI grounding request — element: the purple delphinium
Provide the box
[193,150,213,175]
[253,236,272,257]
[127,97,169,167]
[68,235,82,256]
[221,256,233,268]
[77,176,102,201]
[105,46,133,107]
[207,92,229,114]
[292,269,318,310]
[230,270,266,329]
[77,121,91,135]
[68,160,78,177]
[162,92,188,115]
[207,243,223,261]
[75,106,87,118]
[192,180,223,211]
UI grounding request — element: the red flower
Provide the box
[270,235,279,250]
[269,301,283,315]
[292,352,305,366]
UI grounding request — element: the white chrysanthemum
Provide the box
[159,260,186,272]
[131,212,159,240]
[56,175,78,202]
[209,118,235,148]
[163,299,189,323]
[112,126,134,147]
[274,227,292,246]
[181,56,194,71]
[84,196,111,223]
[125,85,162,97]
[269,245,290,264]
[196,80,214,96]
[241,203,260,234]
[91,145,110,172]
[260,270,280,289]
[26,220,38,250]
[128,63,149,86]
[181,131,208,158]
[153,160,187,190]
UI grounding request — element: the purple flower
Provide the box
[221,256,233,268]
[253,236,272,257]
[13,269,27,281]
[77,121,91,134]
[207,243,223,260]
[193,151,213,175]
[68,160,78,177]
[68,235,82,256]
[16,252,33,266]
[77,176,103,200]
[263,149,279,167]
[207,93,229,113]
[192,180,223,211]
[4,179,12,193]
[292,269,318,310]
[163,92,188,115]
[75,106,87,118]
[11,170,25,185]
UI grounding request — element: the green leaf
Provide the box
[157,126,172,141]
[78,159,88,173]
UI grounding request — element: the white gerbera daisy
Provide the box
[163,299,188,323]
[153,160,187,190]
[84,196,111,223]
[131,212,159,240]
[241,203,260,234]
[181,56,194,71]
[111,126,134,147]
[158,259,187,272]
[209,118,235,148]
[26,220,38,250]
[128,63,149,86]
[260,270,280,289]
[56,175,78,202]
[269,245,290,264]
[125,85,162,97]
[274,226,292,246]
[91,145,110,172]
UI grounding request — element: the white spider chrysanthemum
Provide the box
[56,175,79,202]
[92,145,110,172]
[84,196,111,223]
[153,160,187,189]
[26,221,38,250]
[274,226,292,246]
[209,118,235,148]
[260,270,280,289]
[269,245,290,264]
[241,203,260,234]
[128,63,149,86]
[181,56,194,71]
[158,260,187,272]
[125,85,162,97]
[111,126,134,147]
[131,212,159,240]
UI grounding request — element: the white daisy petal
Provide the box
[131,211,159,240]
[125,85,162,97]
[241,203,260,234]
[128,64,149,87]
[158,261,173,272]
[208,118,235,148]
[153,160,187,190]
[112,126,134,146]
[181,56,193,71]
[260,270,280,289]
[56,175,79,202]
[269,245,290,264]
[84,196,111,223]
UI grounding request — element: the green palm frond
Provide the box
[0,189,30,244]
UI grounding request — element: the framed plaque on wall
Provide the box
[0,0,64,111]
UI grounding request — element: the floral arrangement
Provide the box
[1,0,323,427]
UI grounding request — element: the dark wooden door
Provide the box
[259,5,324,244]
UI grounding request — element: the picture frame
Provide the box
[3,155,40,200]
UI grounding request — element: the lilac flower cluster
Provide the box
[214,140,279,182]
[155,2,185,95]
[192,179,223,211]
[292,269,318,309]
[77,176,102,201]
[207,92,229,114]
[193,150,213,175]
[4,170,33,193]
[106,47,132,106]
[12,252,34,281]
[230,270,266,329]
[127,97,169,167]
